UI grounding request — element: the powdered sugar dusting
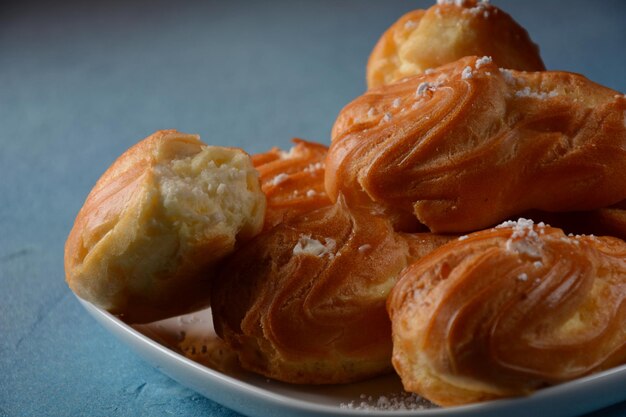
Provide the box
[415,78,445,98]
[340,392,433,411]
[464,0,492,16]
[497,218,544,258]
[304,162,324,172]
[437,0,490,7]
[461,66,473,79]
[499,68,516,84]
[278,146,298,159]
[475,56,492,69]
[436,0,489,6]
[269,173,290,186]
[293,235,336,258]
[501,218,537,239]
[515,86,559,99]
[416,82,434,97]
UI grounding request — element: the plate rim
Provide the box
[77,296,626,417]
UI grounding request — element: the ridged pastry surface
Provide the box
[211,197,452,384]
[328,56,626,233]
[388,219,626,406]
[367,0,545,89]
[252,139,331,230]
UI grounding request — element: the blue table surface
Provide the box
[1,1,625,416]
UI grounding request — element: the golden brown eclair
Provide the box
[65,130,266,323]
[252,139,331,230]
[327,56,626,233]
[367,0,545,89]
[211,196,453,384]
[388,219,626,406]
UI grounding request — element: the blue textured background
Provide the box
[1,1,625,416]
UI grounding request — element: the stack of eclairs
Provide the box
[65,0,626,406]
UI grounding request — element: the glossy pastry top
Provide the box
[388,219,626,405]
[211,196,453,384]
[367,0,545,89]
[328,56,626,233]
[253,139,331,230]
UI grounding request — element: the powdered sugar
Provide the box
[437,0,491,11]
[293,235,336,258]
[497,218,544,258]
[269,173,290,186]
[416,76,448,97]
[304,162,324,172]
[461,66,473,79]
[416,82,437,97]
[499,68,516,84]
[437,0,489,6]
[278,146,298,160]
[509,218,537,239]
[515,86,559,99]
[458,57,491,80]
[475,56,493,69]
[464,0,492,17]
[340,392,433,411]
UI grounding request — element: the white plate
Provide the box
[78,297,626,417]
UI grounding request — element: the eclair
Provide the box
[328,56,626,233]
[253,139,331,230]
[65,130,266,323]
[388,219,626,406]
[367,0,545,88]
[211,196,453,384]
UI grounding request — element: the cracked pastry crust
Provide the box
[366,0,545,89]
[252,139,331,231]
[64,130,266,323]
[211,197,453,384]
[388,219,626,406]
[327,56,626,233]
